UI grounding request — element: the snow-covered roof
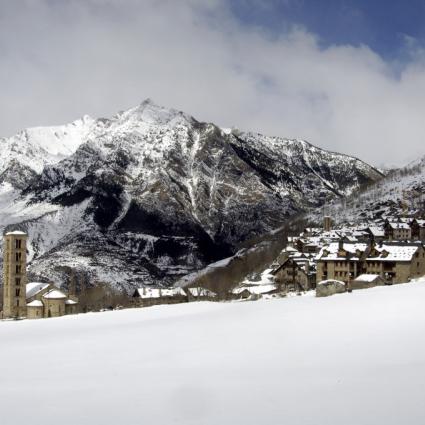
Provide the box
[65,299,78,305]
[5,230,27,236]
[317,242,420,263]
[186,287,216,297]
[232,284,277,295]
[353,274,382,282]
[368,226,385,237]
[43,289,67,300]
[368,245,419,262]
[317,279,346,286]
[388,222,411,230]
[135,287,186,299]
[27,300,43,307]
[317,243,368,261]
[26,282,51,299]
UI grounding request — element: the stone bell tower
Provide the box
[2,231,28,318]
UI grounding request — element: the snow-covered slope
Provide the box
[312,155,425,224]
[0,100,383,290]
[1,280,425,425]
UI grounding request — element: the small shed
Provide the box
[351,274,385,290]
[65,299,79,315]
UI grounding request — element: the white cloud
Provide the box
[1,0,424,166]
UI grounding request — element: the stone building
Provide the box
[25,282,79,318]
[2,231,79,319]
[323,216,332,232]
[2,231,28,318]
[411,219,425,242]
[272,258,316,291]
[384,221,412,241]
[351,274,385,290]
[316,240,425,285]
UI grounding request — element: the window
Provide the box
[16,299,19,307]
[15,252,21,262]
[15,288,20,297]
[15,277,21,286]
[15,239,22,249]
[15,264,21,274]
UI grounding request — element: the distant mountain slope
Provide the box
[310,156,425,225]
[0,100,383,291]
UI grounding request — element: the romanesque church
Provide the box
[2,231,78,319]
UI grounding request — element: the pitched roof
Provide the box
[368,226,385,237]
[26,282,51,299]
[135,287,186,299]
[27,300,43,307]
[353,274,382,282]
[186,287,216,297]
[5,231,27,236]
[368,245,419,262]
[42,289,67,300]
[317,242,420,262]
[388,222,410,230]
[232,284,277,295]
[316,243,368,261]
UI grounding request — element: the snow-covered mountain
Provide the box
[0,100,383,291]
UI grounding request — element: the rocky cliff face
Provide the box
[0,100,383,291]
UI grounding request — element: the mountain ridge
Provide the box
[0,99,383,291]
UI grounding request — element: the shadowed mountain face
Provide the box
[0,100,383,291]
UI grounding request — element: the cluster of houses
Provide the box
[231,216,425,298]
[274,216,425,293]
[3,214,425,318]
[133,215,425,303]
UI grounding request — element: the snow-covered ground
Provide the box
[2,281,425,424]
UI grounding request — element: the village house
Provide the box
[272,257,316,291]
[316,240,367,285]
[231,282,277,299]
[351,274,385,290]
[411,219,425,242]
[365,226,386,243]
[186,287,217,302]
[2,231,78,320]
[132,287,187,307]
[316,239,425,285]
[384,221,412,241]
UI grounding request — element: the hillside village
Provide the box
[232,214,425,297]
[3,211,425,320]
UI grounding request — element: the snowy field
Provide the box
[2,282,425,425]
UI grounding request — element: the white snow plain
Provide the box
[1,281,425,425]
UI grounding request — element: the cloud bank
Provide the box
[1,0,425,166]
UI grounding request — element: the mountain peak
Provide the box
[115,99,195,128]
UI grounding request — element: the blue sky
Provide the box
[230,0,425,61]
